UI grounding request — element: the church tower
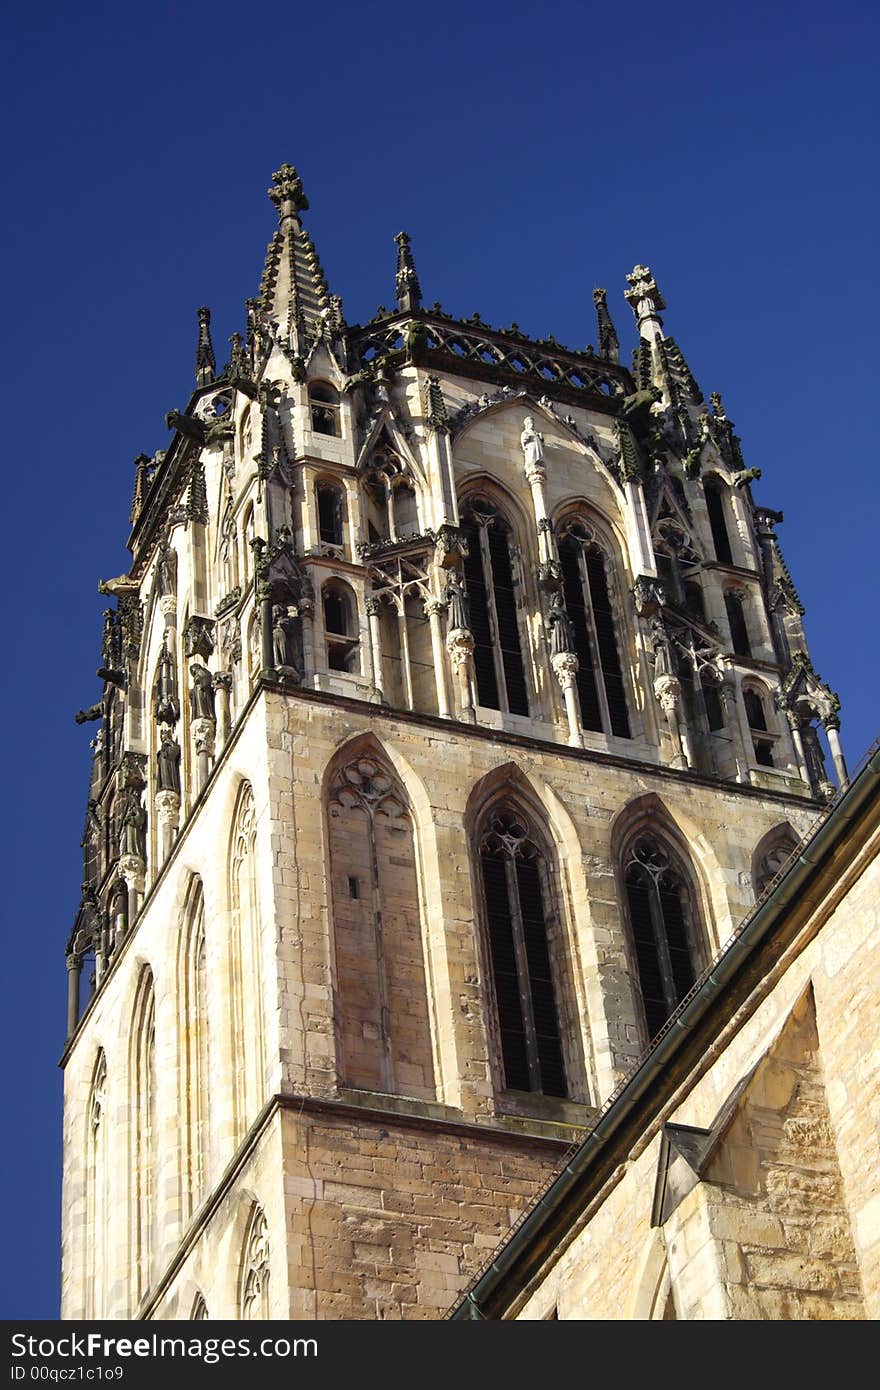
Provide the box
[60,165,846,1320]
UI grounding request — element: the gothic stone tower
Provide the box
[60,165,847,1320]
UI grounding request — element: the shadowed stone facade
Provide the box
[61,165,852,1320]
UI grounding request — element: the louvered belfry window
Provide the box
[558,523,631,738]
[479,809,567,1097]
[624,836,697,1042]
[461,499,529,716]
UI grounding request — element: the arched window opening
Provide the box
[461,496,529,716]
[241,505,255,581]
[191,1293,209,1320]
[623,836,700,1042]
[240,1205,270,1319]
[361,449,419,542]
[683,580,706,623]
[316,481,345,548]
[744,688,775,767]
[180,878,209,1216]
[322,582,359,673]
[309,382,340,437]
[558,520,631,738]
[652,511,702,609]
[230,784,264,1140]
[326,750,435,1099]
[703,680,725,732]
[752,828,799,898]
[392,479,419,535]
[84,1050,108,1318]
[219,501,238,593]
[725,592,752,658]
[477,806,567,1098]
[705,478,733,565]
[132,968,156,1303]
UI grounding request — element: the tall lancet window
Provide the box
[240,1205,270,1319]
[477,805,567,1098]
[132,968,156,1304]
[84,1050,108,1319]
[704,477,734,565]
[558,519,631,738]
[326,748,435,1100]
[461,497,529,716]
[179,877,210,1216]
[622,836,701,1042]
[229,783,264,1140]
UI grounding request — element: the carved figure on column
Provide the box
[444,569,470,632]
[190,663,216,721]
[521,416,545,474]
[272,605,301,674]
[547,590,576,657]
[651,618,676,678]
[157,727,182,793]
[155,635,180,725]
[121,786,146,860]
[156,537,177,599]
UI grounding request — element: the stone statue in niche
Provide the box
[521,416,545,469]
[156,538,177,599]
[651,619,676,678]
[155,639,179,725]
[121,787,147,859]
[157,727,181,793]
[444,569,470,631]
[548,590,576,657]
[190,663,216,721]
[272,605,300,672]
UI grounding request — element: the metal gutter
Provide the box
[449,742,880,1319]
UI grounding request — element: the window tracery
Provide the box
[622,835,700,1042]
[557,518,630,738]
[461,496,529,716]
[240,1206,270,1319]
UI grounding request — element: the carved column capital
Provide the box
[159,594,178,620]
[212,671,233,694]
[525,462,548,488]
[66,952,82,973]
[446,626,475,670]
[118,853,146,893]
[424,599,447,619]
[365,598,382,618]
[155,790,181,825]
[191,717,216,758]
[653,673,682,714]
[551,650,579,689]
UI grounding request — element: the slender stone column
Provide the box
[66,954,81,1038]
[159,593,177,637]
[719,677,750,783]
[298,595,315,685]
[366,599,384,702]
[785,709,811,785]
[213,672,233,747]
[654,674,687,769]
[551,651,584,748]
[525,460,553,565]
[155,790,181,860]
[823,716,848,789]
[446,627,476,722]
[425,600,451,718]
[259,594,274,677]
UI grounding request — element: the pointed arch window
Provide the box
[705,477,734,565]
[132,968,156,1303]
[725,591,752,657]
[315,480,345,548]
[229,784,264,1139]
[322,580,359,672]
[85,1050,108,1318]
[461,497,529,716]
[180,877,210,1215]
[744,687,775,767]
[361,448,420,542]
[623,836,700,1042]
[326,750,435,1099]
[309,382,340,437]
[558,520,631,738]
[478,807,567,1097]
[240,1205,270,1319]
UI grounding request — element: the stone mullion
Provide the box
[580,546,613,736]
[505,856,542,1092]
[647,874,679,1027]
[482,524,511,715]
[367,807,395,1095]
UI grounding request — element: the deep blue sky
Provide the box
[2,1,877,1320]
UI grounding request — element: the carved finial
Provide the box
[195,307,216,388]
[424,375,449,432]
[394,231,422,313]
[624,264,666,338]
[129,454,152,526]
[268,164,309,220]
[592,288,619,363]
[224,331,249,383]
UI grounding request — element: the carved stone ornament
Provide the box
[184,616,216,662]
[118,853,146,893]
[653,673,682,714]
[189,664,216,721]
[192,717,216,760]
[445,627,475,670]
[155,789,181,827]
[632,576,666,618]
[521,415,546,478]
[551,650,580,690]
